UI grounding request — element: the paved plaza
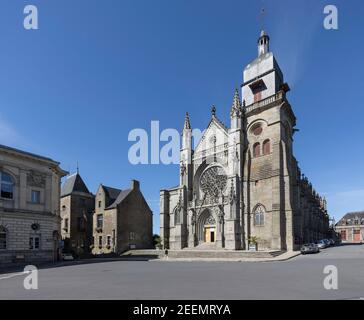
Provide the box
[0,245,363,300]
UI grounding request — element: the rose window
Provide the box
[200,166,227,200]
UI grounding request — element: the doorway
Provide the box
[353,230,361,242]
[204,227,215,243]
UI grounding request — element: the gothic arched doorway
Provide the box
[197,209,216,244]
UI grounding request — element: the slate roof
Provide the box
[106,189,132,209]
[61,173,91,197]
[337,211,364,226]
[102,186,121,201]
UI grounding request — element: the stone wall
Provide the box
[60,192,94,256]
[92,182,153,255]
[117,188,153,253]
[0,211,59,264]
[0,145,66,265]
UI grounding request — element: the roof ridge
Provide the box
[0,144,58,164]
[102,185,121,191]
[213,115,228,131]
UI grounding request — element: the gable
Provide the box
[61,173,91,197]
[110,188,152,214]
[194,117,228,156]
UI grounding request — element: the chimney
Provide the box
[131,179,140,190]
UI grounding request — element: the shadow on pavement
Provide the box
[0,255,160,275]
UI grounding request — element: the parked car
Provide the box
[301,243,320,254]
[328,239,335,246]
[311,243,320,253]
[323,239,331,247]
[315,240,328,249]
[62,253,74,261]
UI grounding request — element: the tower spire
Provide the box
[183,112,191,129]
[211,105,216,117]
[230,88,242,117]
[259,6,266,32]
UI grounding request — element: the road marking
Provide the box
[0,271,28,281]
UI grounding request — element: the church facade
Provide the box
[160,31,330,251]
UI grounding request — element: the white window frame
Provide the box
[29,235,41,250]
[96,214,103,229]
[31,189,41,204]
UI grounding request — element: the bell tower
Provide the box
[242,30,284,106]
[242,31,296,251]
[258,30,269,56]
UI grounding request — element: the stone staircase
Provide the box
[121,248,284,260]
[189,242,218,250]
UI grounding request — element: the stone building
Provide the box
[92,180,153,254]
[0,144,67,265]
[160,31,330,251]
[335,211,364,243]
[60,172,95,256]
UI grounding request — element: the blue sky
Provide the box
[0,0,363,233]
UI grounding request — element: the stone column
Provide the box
[215,206,224,248]
[188,209,197,247]
[225,177,241,250]
[159,190,170,249]
[19,169,27,210]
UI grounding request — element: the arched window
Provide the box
[254,205,265,226]
[0,226,7,250]
[251,123,263,136]
[175,206,181,225]
[253,143,261,158]
[263,139,271,155]
[0,171,13,199]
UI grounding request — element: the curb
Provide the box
[152,251,302,262]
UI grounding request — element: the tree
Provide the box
[153,234,162,249]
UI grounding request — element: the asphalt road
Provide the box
[0,244,363,300]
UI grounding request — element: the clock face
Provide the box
[200,166,227,198]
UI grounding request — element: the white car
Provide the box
[62,253,74,261]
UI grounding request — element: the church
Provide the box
[160,31,330,251]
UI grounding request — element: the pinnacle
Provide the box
[183,112,191,129]
[230,89,242,116]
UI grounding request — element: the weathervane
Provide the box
[259,3,266,31]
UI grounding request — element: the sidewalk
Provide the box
[0,251,301,275]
